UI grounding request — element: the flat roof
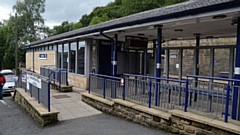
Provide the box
[28,0,240,47]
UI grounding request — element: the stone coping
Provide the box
[113,99,171,120]
[82,93,171,120]
[81,92,114,106]
[15,88,59,116]
[169,109,240,135]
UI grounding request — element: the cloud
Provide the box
[0,6,11,21]
[0,0,113,28]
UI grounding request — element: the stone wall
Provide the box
[26,51,57,73]
[82,93,240,135]
[13,88,59,126]
[68,73,88,90]
[26,52,33,71]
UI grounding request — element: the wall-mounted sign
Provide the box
[170,54,177,59]
[39,54,47,59]
[27,74,41,89]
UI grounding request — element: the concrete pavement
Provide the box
[50,89,101,121]
[0,96,172,135]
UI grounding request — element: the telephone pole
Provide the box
[15,12,19,75]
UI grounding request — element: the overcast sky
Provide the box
[0,0,113,28]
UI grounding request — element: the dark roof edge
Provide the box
[28,0,240,47]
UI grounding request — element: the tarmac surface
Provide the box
[0,93,172,135]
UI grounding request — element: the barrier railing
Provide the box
[89,73,187,110]
[186,74,240,122]
[89,73,123,99]
[88,73,240,123]
[124,74,187,110]
[40,66,68,91]
[15,69,51,112]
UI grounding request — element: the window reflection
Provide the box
[70,42,76,73]
[63,43,69,70]
[57,44,62,68]
[77,41,85,74]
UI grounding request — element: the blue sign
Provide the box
[39,54,47,59]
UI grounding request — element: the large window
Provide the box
[77,41,85,74]
[169,50,179,76]
[45,46,48,51]
[91,42,96,72]
[49,45,53,50]
[63,43,69,70]
[70,42,76,73]
[53,45,57,51]
[182,49,194,76]
[214,49,230,77]
[57,44,62,68]
[199,49,210,76]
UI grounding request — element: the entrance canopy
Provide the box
[27,0,240,47]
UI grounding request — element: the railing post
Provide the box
[123,77,126,100]
[66,71,68,86]
[53,71,55,89]
[155,79,159,106]
[103,78,106,98]
[38,88,40,103]
[88,74,91,94]
[48,80,51,112]
[184,80,189,112]
[111,80,116,98]
[148,80,152,108]
[25,73,27,92]
[225,82,231,123]
[30,84,32,97]
[58,70,61,92]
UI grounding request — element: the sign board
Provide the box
[176,63,179,69]
[170,54,177,59]
[39,54,47,60]
[27,74,41,89]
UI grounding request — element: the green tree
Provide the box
[72,22,83,30]
[79,14,93,27]
[0,0,47,69]
[48,0,188,35]
[13,0,46,44]
[89,13,109,25]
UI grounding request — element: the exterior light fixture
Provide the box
[175,29,183,32]
[213,15,227,19]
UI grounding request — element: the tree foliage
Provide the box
[0,0,188,69]
[0,0,47,69]
[53,0,187,34]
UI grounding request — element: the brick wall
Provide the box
[26,51,57,73]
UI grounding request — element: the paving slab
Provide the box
[51,91,101,121]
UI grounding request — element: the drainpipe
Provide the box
[100,30,118,98]
[100,30,118,77]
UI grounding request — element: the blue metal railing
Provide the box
[124,74,187,109]
[89,73,240,123]
[16,69,51,112]
[40,66,68,92]
[186,74,240,123]
[89,73,123,99]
